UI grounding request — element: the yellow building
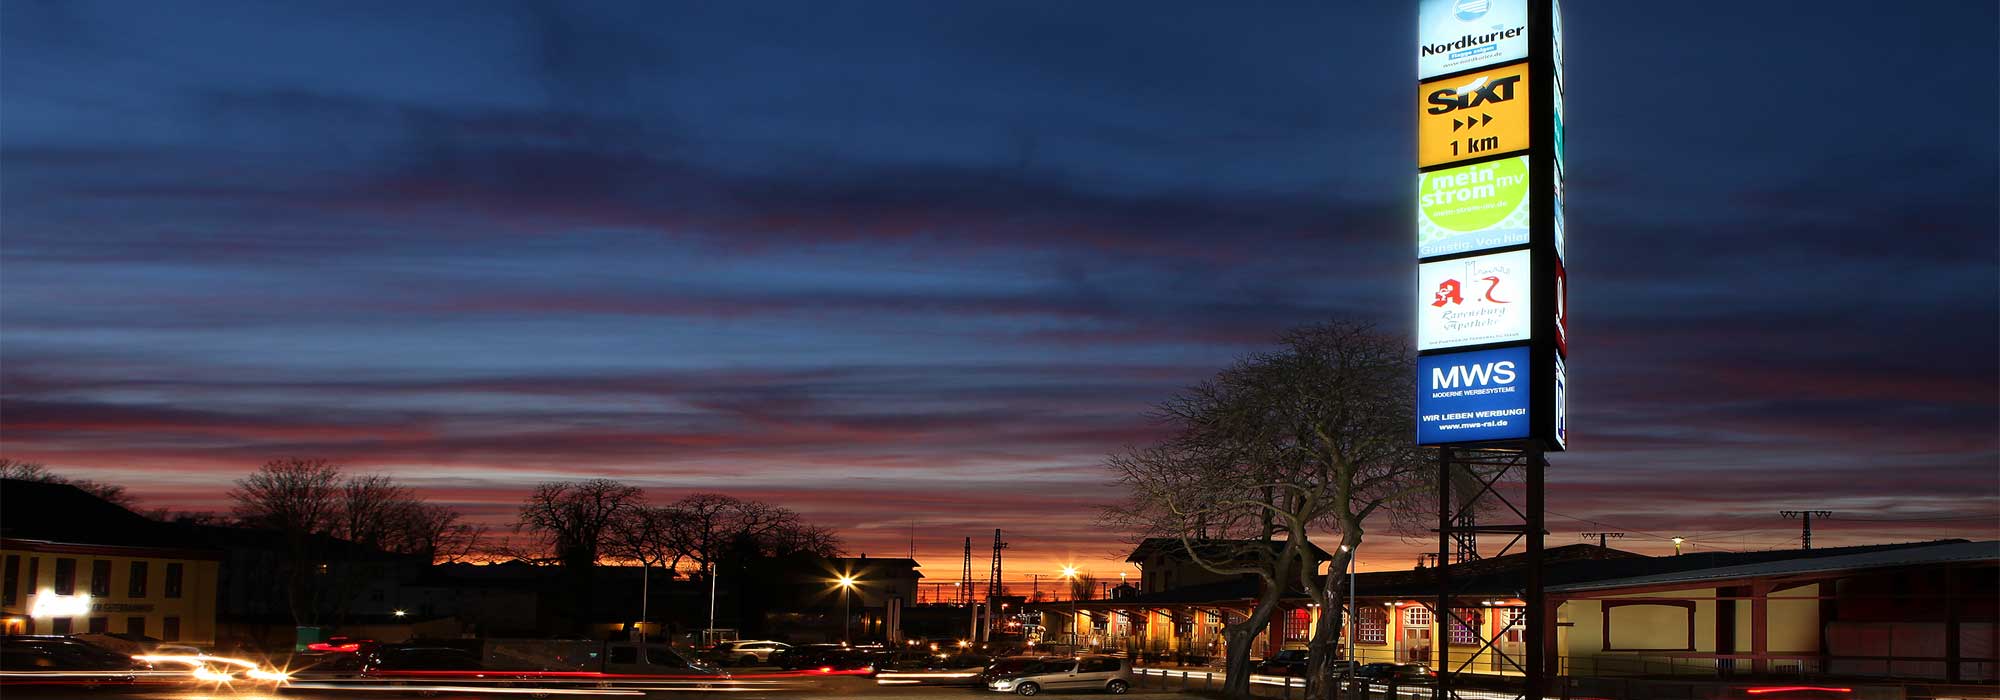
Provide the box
[1,539,222,644]
[1,479,223,646]
[1043,539,1998,686]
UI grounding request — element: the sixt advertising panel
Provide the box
[1418,156,1531,258]
[1418,61,1530,168]
[1418,249,1532,351]
[1419,0,1529,80]
[1418,346,1531,445]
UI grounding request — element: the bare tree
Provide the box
[665,493,813,577]
[1,459,140,508]
[229,458,345,625]
[517,479,645,629]
[517,479,645,567]
[1106,321,1434,700]
[1067,572,1098,602]
[338,474,416,552]
[394,503,488,564]
[230,458,343,537]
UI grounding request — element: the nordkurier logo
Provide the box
[1454,0,1490,21]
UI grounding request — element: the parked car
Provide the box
[0,635,153,685]
[73,633,199,659]
[1258,649,1309,675]
[873,651,993,686]
[811,647,886,672]
[363,646,487,673]
[984,655,1131,696]
[707,640,788,666]
[1257,651,1357,677]
[481,639,721,676]
[773,643,842,670]
[288,651,368,679]
[1354,662,1434,684]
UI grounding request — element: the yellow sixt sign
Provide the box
[1418,61,1530,168]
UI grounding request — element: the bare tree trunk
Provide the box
[1304,602,1345,700]
[1221,554,1297,698]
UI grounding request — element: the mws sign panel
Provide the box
[1418,346,1531,445]
[1419,0,1528,80]
[1418,156,1531,258]
[1418,249,1532,351]
[1418,62,1530,168]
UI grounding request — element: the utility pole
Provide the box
[1581,532,1625,550]
[985,529,1007,643]
[959,538,973,605]
[1781,510,1832,550]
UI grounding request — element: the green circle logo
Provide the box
[1420,158,1528,232]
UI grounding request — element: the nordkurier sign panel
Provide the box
[1419,0,1529,80]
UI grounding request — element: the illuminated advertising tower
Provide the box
[1414,0,1565,452]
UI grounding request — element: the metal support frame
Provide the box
[1431,442,1547,700]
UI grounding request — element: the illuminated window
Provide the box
[164,563,183,599]
[1285,607,1311,641]
[1357,606,1387,644]
[129,562,148,598]
[53,558,76,596]
[1403,606,1430,629]
[90,560,111,597]
[1449,608,1482,645]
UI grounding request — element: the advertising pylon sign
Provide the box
[1415,0,1566,451]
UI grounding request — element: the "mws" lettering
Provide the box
[1432,360,1517,388]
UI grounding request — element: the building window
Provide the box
[91,560,112,597]
[127,617,146,636]
[162,616,181,642]
[1284,607,1311,642]
[53,558,76,595]
[129,562,149,598]
[88,617,108,634]
[1357,606,1387,644]
[1403,605,1430,629]
[1448,608,1482,646]
[3,555,18,607]
[1502,608,1525,643]
[165,563,184,599]
[26,557,40,597]
[52,617,72,635]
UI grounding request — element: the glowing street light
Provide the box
[1671,537,1686,556]
[836,575,859,644]
[393,610,407,618]
[1060,566,1081,647]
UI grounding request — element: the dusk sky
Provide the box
[2,1,1994,580]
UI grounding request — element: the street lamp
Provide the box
[836,575,858,644]
[1060,566,1080,648]
[1671,537,1686,556]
